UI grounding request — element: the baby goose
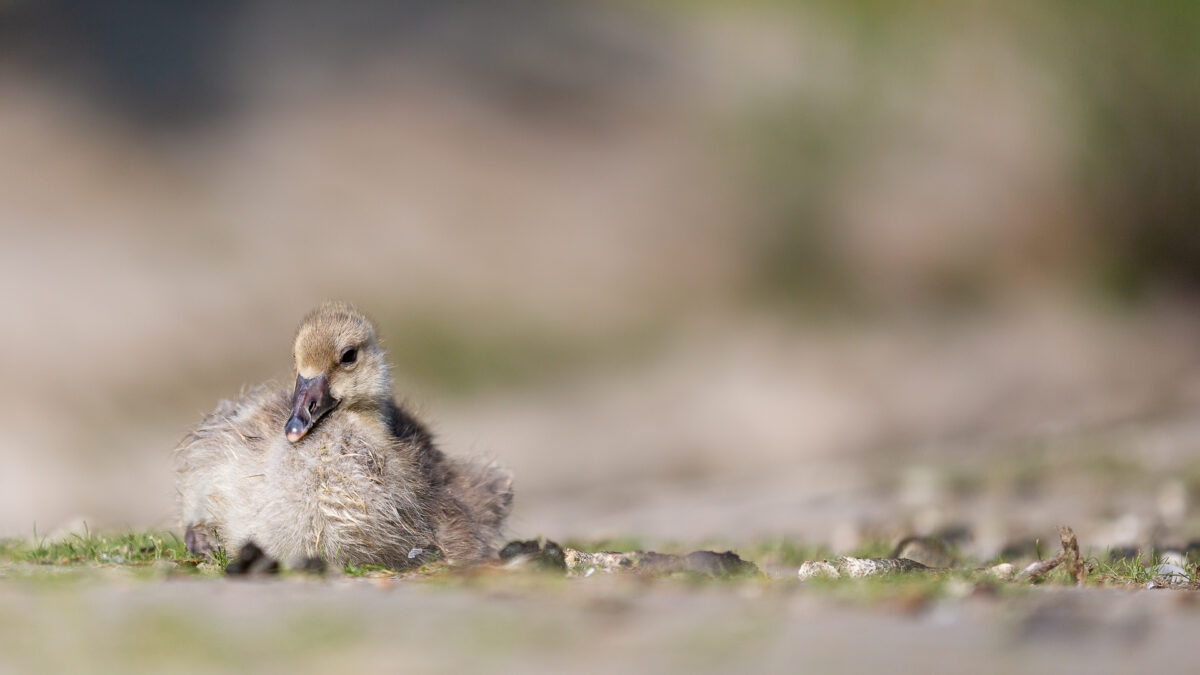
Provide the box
[175,301,513,568]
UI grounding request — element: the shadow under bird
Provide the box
[174,301,513,568]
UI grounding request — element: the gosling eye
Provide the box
[339,347,358,366]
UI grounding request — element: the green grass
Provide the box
[742,538,832,567]
[1088,551,1199,588]
[340,561,445,578]
[0,528,192,567]
[1,530,1193,593]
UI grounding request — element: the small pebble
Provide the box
[1146,563,1190,588]
[988,563,1016,581]
[891,536,956,568]
[797,561,840,580]
[1158,551,1187,568]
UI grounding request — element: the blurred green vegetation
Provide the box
[736,95,859,311]
[668,0,1200,307]
[11,0,1197,318]
[377,313,669,394]
[1063,2,1200,300]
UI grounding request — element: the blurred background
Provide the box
[2,0,1200,558]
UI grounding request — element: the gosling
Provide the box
[174,301,513,568]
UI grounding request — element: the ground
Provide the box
[1,532,1197,675]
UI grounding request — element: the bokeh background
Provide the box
[3,0,1200,557]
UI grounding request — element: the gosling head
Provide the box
[284,301,391,443]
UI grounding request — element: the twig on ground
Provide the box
[1059,526,1085,586]
[1015,525,1083,584]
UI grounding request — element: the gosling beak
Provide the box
[285,372,338,443]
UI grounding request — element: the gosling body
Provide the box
[174,302,512,568]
